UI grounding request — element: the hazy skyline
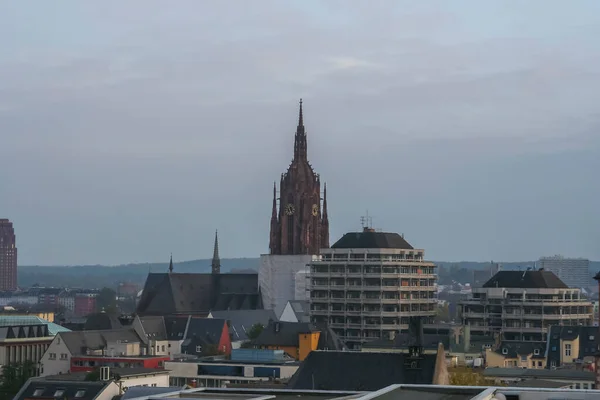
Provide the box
[1,1,599,265]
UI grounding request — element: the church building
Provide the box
[137,231,263,316]
[260,100,329,314]
[269,99,329,255]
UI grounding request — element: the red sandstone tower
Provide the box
[269,100,329,255]
[0,219,17,291]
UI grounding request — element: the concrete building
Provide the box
[0,219,17,292]
[259,254,317,315]
[166,349,299,388]
[461,270,593,342]
[308,227,437,349]
[539,256,591,289]
[294,269,309,301]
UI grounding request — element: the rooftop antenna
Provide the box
[360,210,374,230]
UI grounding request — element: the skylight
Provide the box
[33,389,45,397]
[75,390,86,398]
[53,389,65,398]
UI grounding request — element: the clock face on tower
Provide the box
[312,204,319,216]
[285,203,296,215]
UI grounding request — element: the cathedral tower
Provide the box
[269,100,329,255]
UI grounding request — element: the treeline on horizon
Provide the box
[15,259,600,290]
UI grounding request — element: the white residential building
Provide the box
[309,227,438,350]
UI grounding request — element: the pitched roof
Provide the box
[136,272,263,316]
[209,309,277,341]
[546,325,598,367]
[59,329,142,355]
[185,318,226,343]
[0,315,71,336]
[483,367,594,381]
[253,321,345,351]
[84,313,123,331]
[137,316,168,341]
[287,301,309,323]
[495,341,547,358]
[14,378,113,400]
[482,270,568,289]
[288,351,438,391]
[331,230,414,249]
[0,324,53,340]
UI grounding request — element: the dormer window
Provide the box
[502,348,508,355]
[534,349,540,355]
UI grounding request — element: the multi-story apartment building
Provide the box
[539,256,591,289]
[309,227,437,349]
[0,315,71,373]
[460,270,593,342]
[0,219,17,292]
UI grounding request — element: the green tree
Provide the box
[0,361,36,400]
[246,323,264,341]
[96,287,118,313]
[449,367,489,386]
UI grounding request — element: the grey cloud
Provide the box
[0,1,599,264]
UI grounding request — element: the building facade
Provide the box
[268,100,329,256]
[0,219,17,292]
[308,227,438,349]
[258,254,316,314]
[539,256,591,289]
[460,270,593,342]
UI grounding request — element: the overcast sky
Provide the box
[1,1,599,266]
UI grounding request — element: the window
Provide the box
[521,355,527,362]
[49,353,56,360]
[53,390,65,398]
[502,348,508,355]
[33,389,45,397]
[552,346,557,352]
[591,335,595,341]
[551,360,556,367]
[195,345,202,353]
[565,343,572,356]
[75,390,86,398]
[534,349,540,355]
[60,354,68,360]
[161,345,165,352]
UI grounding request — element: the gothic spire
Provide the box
[211,230,221,274]
[271,182,278,219]
[298,98,304,127]
[168,253,173,273]
[293,98,307,160]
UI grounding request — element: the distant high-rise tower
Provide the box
[212,230,221,274]
[269,99,329,255]
[0,219,17,291]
